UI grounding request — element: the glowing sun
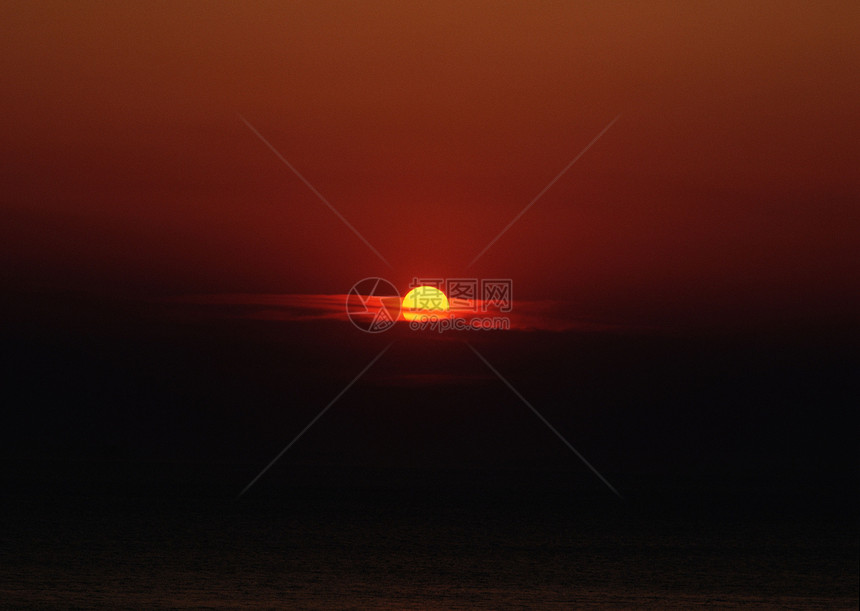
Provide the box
[401,285,450,321]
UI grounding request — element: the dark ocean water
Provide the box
[2,313,857,607]
[2,464,857,609]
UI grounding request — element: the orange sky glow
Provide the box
[2,1,858,327]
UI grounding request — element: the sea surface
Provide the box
[2,463,857,609]
[2,312,856,608]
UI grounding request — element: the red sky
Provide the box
[2,1,858,326]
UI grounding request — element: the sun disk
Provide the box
[402,286,450,321]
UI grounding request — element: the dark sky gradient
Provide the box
[2,1,858,328]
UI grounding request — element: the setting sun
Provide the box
[401,286,450,321]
